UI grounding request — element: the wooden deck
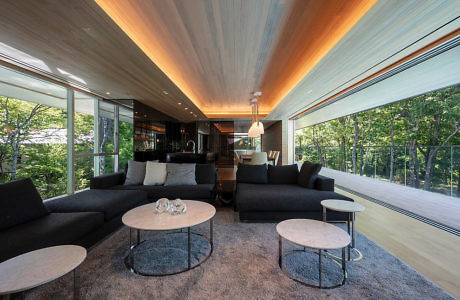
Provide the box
[337,188,460,298]
[320,168,460,231]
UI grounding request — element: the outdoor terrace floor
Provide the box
[320,168,460,232]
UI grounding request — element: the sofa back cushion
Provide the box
[195,163,216,184]
[124,160,146,185]
[143,161,167,185]
[164,163,197,186]
[268,164,299,184]
[236,163,268,184]
[0,178,49,230]
[298,161,322,188]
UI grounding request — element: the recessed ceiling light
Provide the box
[178,102,182,105]
[185,107,188,110]
[106,92,110,95]
[190,111,193,114]
[162,90,168,95]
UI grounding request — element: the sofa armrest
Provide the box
[90,172,125,189]
[314,175,334,191]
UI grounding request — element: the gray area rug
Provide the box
[28,207,453,299]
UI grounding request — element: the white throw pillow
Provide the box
[143,161,167,185]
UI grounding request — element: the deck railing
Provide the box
[296,145,459,198]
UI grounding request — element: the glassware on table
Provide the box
[154,198,170,214]
[170,198,187,215]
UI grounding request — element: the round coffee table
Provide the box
[0,245,86,300]
[277,219,350,288]
[321,199,365,261]
[122,200,216,276]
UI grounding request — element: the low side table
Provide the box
[0,245,86,300]
[321,199,365,261]
[277,219,350,289]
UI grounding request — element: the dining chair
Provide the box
[272,151,280,166]
[234,151,241,165]
[250,152,268,165]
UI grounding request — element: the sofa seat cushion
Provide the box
[0,212,103,262]
[236,183,352,212]
[109,184,214,201]
[45,190,148,221]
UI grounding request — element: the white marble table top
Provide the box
[122,200,216,231]
[0,245,86,295]
[321,199,365,213]
[276,219,350,250]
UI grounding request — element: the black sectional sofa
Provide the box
[0,163,217,262]
[235,163,353,221]
[0,178,148,262]
[90,163,217,203]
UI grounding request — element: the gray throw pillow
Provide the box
[164,163,197,186]
[124,160,147,185]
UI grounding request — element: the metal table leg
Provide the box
[319,249,322,288]
[322,206,327,222]
[187,227,191,270]
[129,228,134,267]
[352,212,355,249]
[347,213,351,261]
[342,247,346,281]
[278,235,282,268]
[137,229,140,246]
[74,269,79,300]
[210,219,214,249]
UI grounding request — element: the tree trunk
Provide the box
[352,114,358,174]
[10,138,19,181]
[423,147,439,190]
[408,142,419,188]
[389,118,395,183]
[457,165,460,197]
[360,144,370,176]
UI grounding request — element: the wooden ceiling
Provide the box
[268,0,460,120]
[0,0,204,122]
[0,1,455,122]
[95,0,376,118]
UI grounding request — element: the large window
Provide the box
[295,84,460,197]
[0,66,133,198]
[0,67,68,198]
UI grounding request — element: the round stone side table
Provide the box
[122,200,216,276]
[277,219,350,289]
[0,245,86,300]
[321,199,365,261]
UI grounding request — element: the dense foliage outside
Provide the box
[0,96,133,199]
[295,85,460,197]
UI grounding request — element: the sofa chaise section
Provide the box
[0,212,103,262]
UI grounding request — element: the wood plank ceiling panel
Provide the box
[95,0,293,117]
[94,0,376,118]
[268,0,460,120]
[0,0,203,122]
